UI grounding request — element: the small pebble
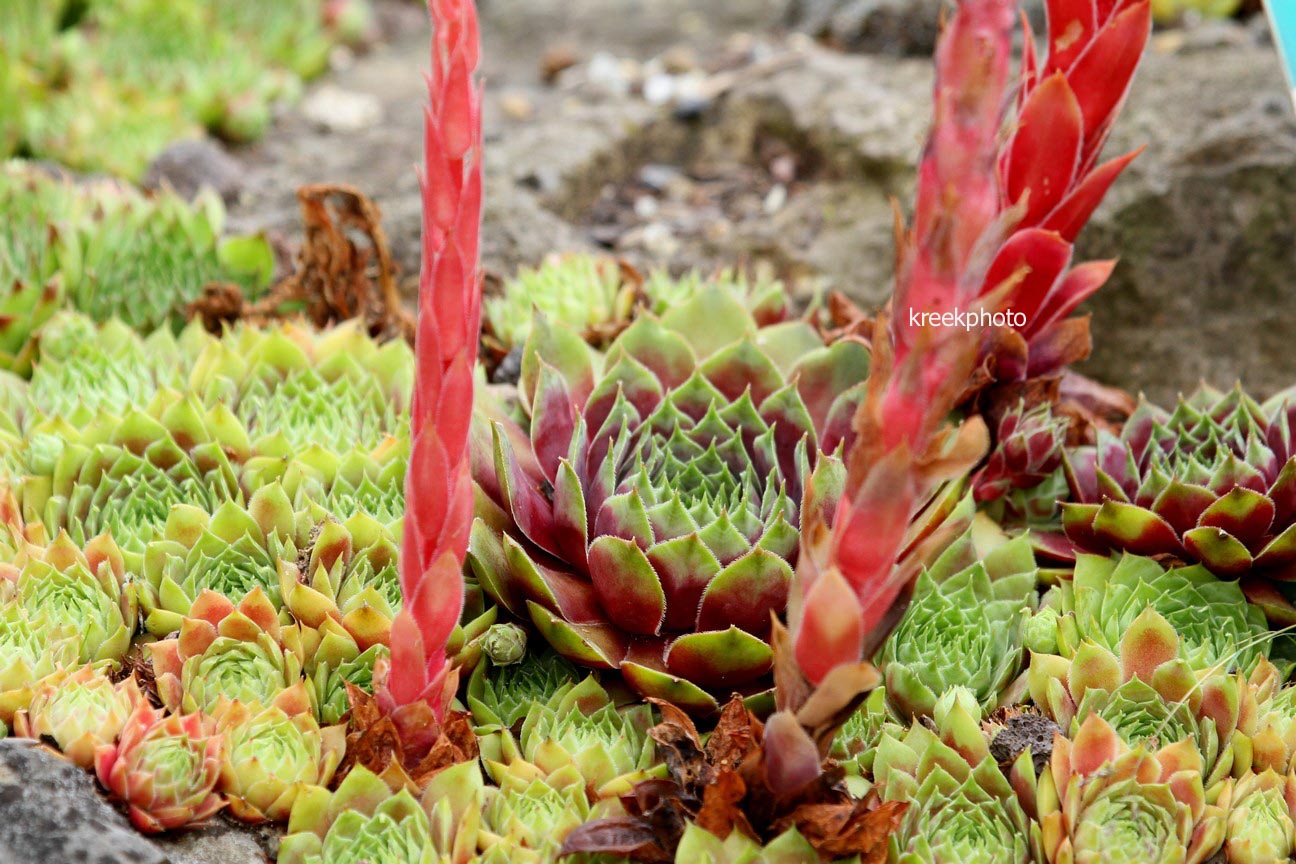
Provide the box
[301,85,382,133]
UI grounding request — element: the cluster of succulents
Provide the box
[5,0,1296,860]
[0,0,373,178]
[0,163,273,373]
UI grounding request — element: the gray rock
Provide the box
[786,0,1045,55]
[152,820,275,864]
[143,139,245,204]
[0,739,166,864]
[1077,34,1296,402]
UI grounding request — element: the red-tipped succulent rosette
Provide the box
[1061,386,1296,624]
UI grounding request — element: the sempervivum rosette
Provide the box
[12,665,144,768]
[0,530,135,664]
[872,688,1038,863]
[478,675,659,800]
[248,436,407,528]
[140,484,304,636]
[1029,608,1242,791]
[1028,553,1272,676]
[17,390,247,558]
[189,321,412,455]
[149,588,305,717]
[470,285,869,712]
[973,400,1069,527]
[94,702,225,833]
[1027,714,1226,864]
[278,761,484,864]
[278,512,401,656]
[879,520,1039,718]
[1061,387,1296,624]
[1223,769,1296,864]
[215,685,345,824]
[0,603,80,723]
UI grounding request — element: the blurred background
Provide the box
[2,0,1293,402]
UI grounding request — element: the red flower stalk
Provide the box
[791,0,1016,686]
[979,0,1151,384]
[381,0,483,722]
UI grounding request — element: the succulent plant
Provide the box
[485,254,636,351]
[191,322,412,455]
[1219,769,1296,864]
[1029,607,1241,790]
[879,521,1039,718]
[668,822,823,864]
[1031,553,1272,676]
[21,312,199,427]
[641,268,790,326]
[310,640,388,727]
[216,688,346,824]
[973,400,1069,526]
[1232,666,1296,779]
[872,687,1038,863]
[479,675,659,800]
[251,436,408,528]
[1062,387,1296,625]
[467,647,583,729]
[470,285,870,711]
[278,761,484,864]
[0,166,270,326]
[1030,713,1226,864]
[0,530,135,664]
[479,771,597,864]
[19,392,247,557]
[141,485,303,636]
[0,603,80,723]
[94,701,226,833]
[828,687,895,797]
[278,513,401,656]
[12,664,144,769]
[149,588,305,717]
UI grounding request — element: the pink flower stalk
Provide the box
[381,0,483,721]
[792,0,1016,685]
[980,0,1151,382]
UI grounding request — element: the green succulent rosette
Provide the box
[479,675,660,800]
[0,602,80,723]
[190,321,412,456]
[18,391,247,558]
[1031,553,1271,675]
[1031,713,1227,863]
[485,253,637,351]
[467,647,583,730]
[141,484,303,636]
[479,770,601,864]
[216,691,346,824]
[246,436,408,528]
[12,663,144,769]
[1221,769,1296,864]
[1030,607,1242,791]
[880,520,1039,718]
[21,312,202,427]
[149,587,305,717]
[641,267,790,325]
[3,530,135,664]
[470,284,870,712]
[829,687,899,798]
[278,513,402,656]
[309,638,388,727]
[668,822,823,864]
[872,687,1039,863]
[278,761,484,864]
